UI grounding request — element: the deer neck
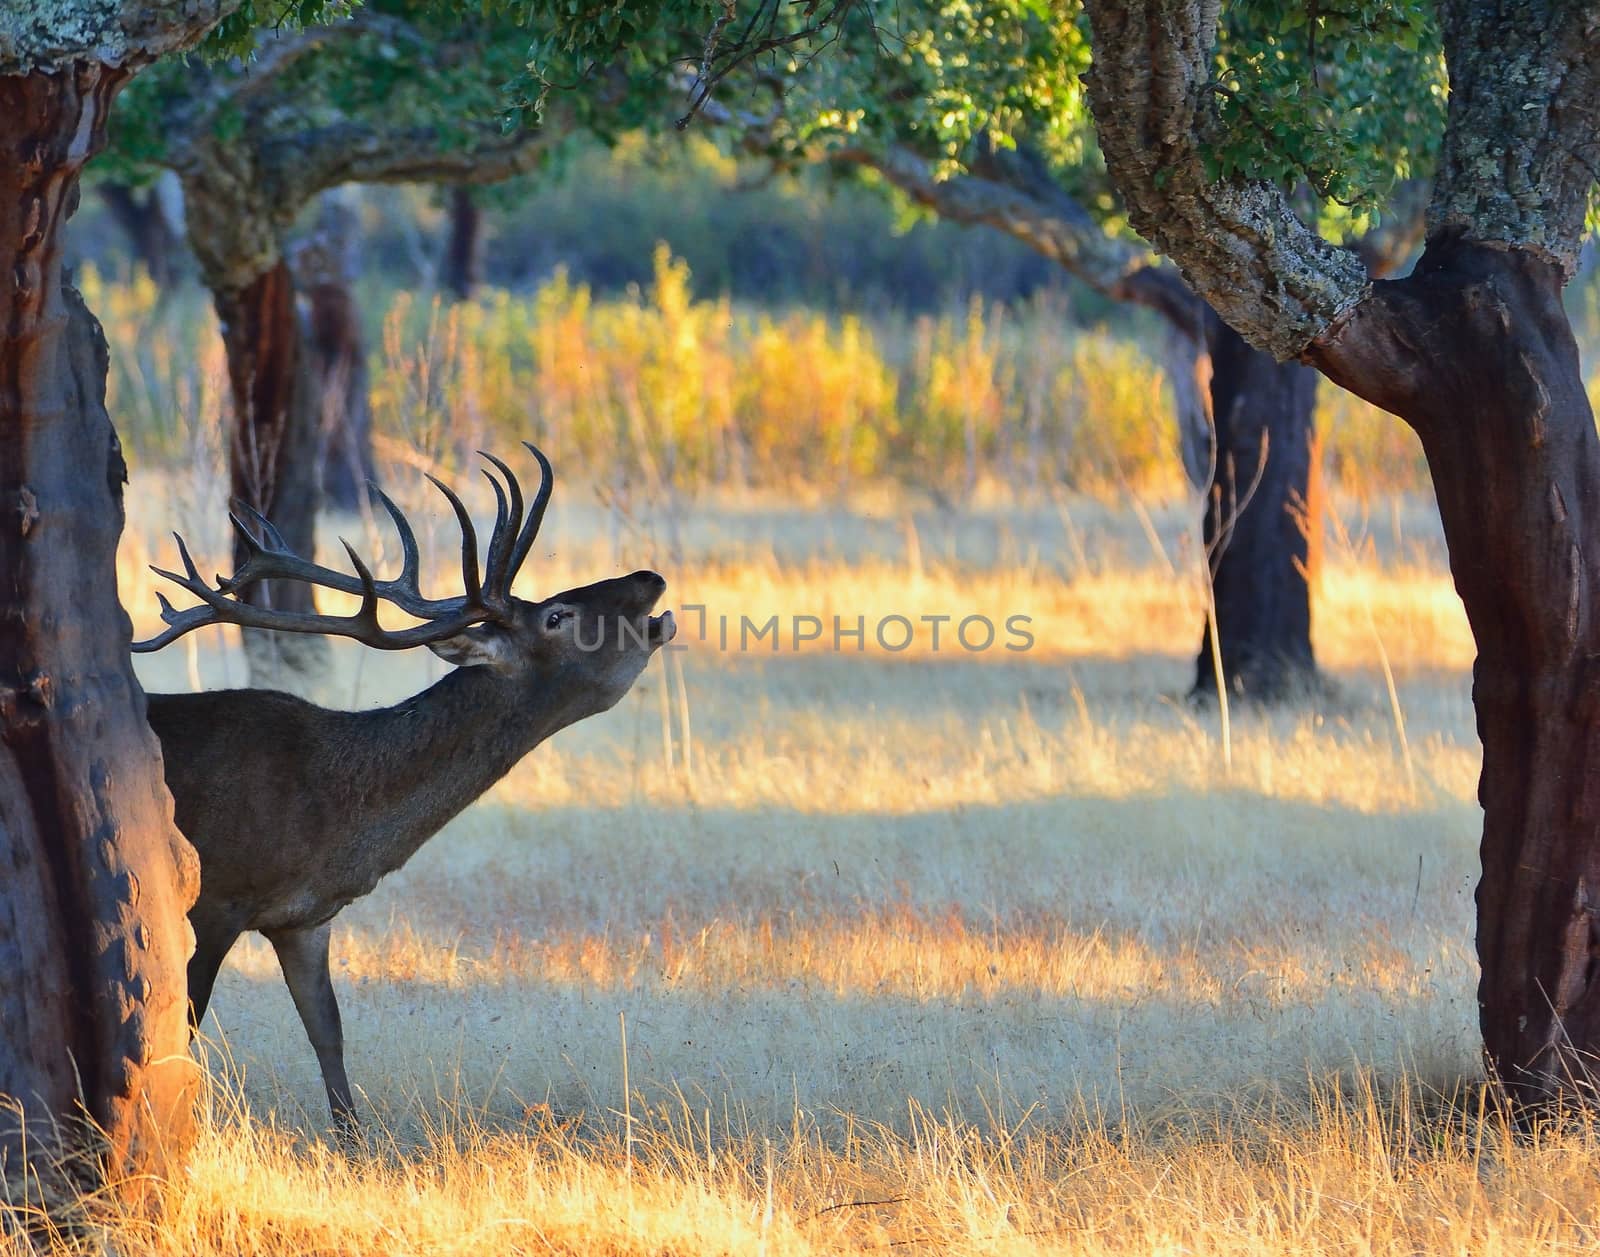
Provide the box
[348,664,584,868]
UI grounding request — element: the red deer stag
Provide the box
[135,444,675,1127]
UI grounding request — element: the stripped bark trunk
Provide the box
[1193,315,1320,702]
[0,64,199,1192]
[215,260,328,688]
[1155,314,1214,492]
[1313,236,1600,1111]
[1110,267,1324,702]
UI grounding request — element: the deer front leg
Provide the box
[187,914,241,1033]
[265,921,358,1129]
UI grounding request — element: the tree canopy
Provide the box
[627,0,1444,241]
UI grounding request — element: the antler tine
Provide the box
[480,462,512,588]
[220,503,372,599]
[506,442,554,580]
[220,509,273,592]
[339,539,387,639]
[231,499,288,551]
[172,532,207,585]
[425,473,482,603]
[131,577,221,652]
[369,483,422,590]
[136,447,547,653]
[478,449,524,602]
[134,529,507,653]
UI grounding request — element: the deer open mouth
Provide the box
[647,610,677,647]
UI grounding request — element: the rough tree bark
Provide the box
[1083,0,1600,1114]
[0,64,199,1192]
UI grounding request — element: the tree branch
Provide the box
[1430,1,1600,277]
[690,76,1185,316]
[177,27,562,296]
[1080,0,1370,362]
[831,144,1166,304]
[0,0,243,74]
[678,0,870,128]
[267,121,552,199]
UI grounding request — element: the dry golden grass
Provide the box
[21,464,1597,1255]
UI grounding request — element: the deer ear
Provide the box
[427,624,517,670]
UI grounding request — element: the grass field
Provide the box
[19,451,1600,1252]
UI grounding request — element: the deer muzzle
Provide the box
[648,610,677,647]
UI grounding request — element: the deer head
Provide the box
[425,568,675,723]
[133,442,678,702]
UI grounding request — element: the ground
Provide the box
[14,475,1579,1254]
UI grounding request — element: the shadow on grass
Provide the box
[190,787,1483,1151]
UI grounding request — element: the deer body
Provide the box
[154,661,620,937]
[135,448,674,1126]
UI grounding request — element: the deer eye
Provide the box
[545,609,566,631]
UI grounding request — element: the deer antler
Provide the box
[132,442,554,653]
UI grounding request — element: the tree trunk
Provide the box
[215,261,328,689]
[1156,315,1214,492]
[304,275,374,513]
[97,181,178,288]
[441,185,482,302]
[294,194,375,514]
[1314,236,1600,1113]
[1192,313,1320,702]
[0,65,199,1193]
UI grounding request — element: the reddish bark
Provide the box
[0,64,199,1187]
[1312,235,1600,1111]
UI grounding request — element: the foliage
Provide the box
[1207,1,1445,230]
[385,247,1190,494]
[103,1,546,192]
[193,0,354,60]
[647,0,1445,242]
